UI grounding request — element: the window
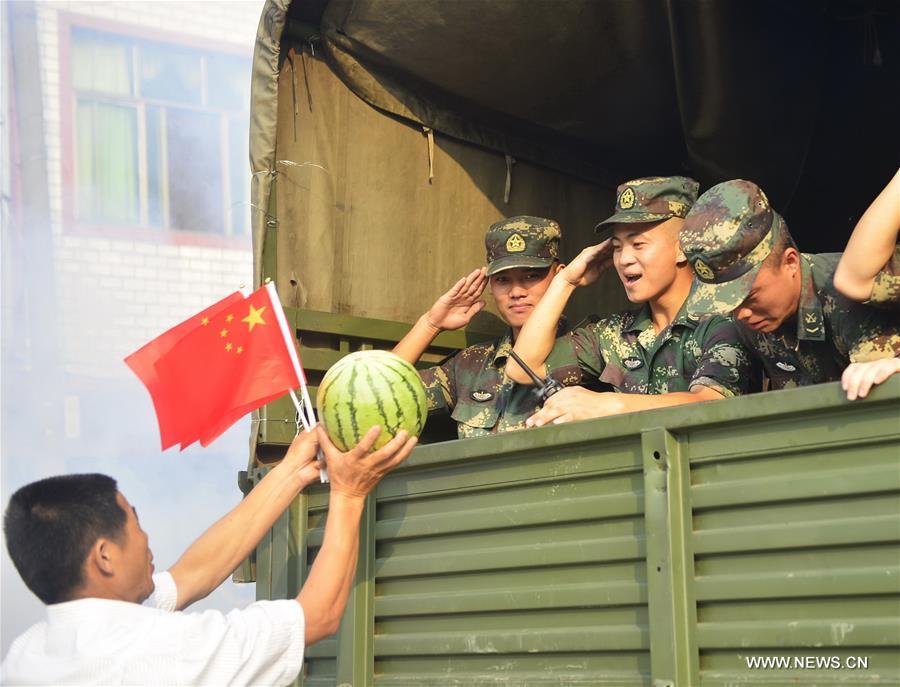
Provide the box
[70,27,251,235]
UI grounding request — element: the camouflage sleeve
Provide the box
[865,244,900,308]
[832,299,900,363]
[568,318,609,381]
[543,332,583,387]
[689,316,757,397]
[418,357,458,414]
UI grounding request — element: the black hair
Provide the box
[4,474,127,604]
[763,221,798,270]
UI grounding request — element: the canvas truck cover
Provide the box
[249,0,899,304]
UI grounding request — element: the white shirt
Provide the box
[1,572,305,686]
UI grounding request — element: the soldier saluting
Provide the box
[393,217,582,437]
[507,176,759,426]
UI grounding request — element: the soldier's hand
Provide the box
[559,241,614,287]
[316,425,418,499]
[425,267,488,331]
[525,387,623,427]
[841,357,900,401]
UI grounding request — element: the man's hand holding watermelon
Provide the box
[316,424,417,498]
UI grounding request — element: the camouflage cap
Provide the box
[594,176,700,240]
[485,216,561,276]
[680,179,785,317]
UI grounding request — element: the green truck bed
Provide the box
[246,375,900,686]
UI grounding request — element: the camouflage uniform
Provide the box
[681,180,900,390]
[567,176,757,397]
[866,243,900,308]
[570,304,756,396]
[483,215,564,276]
[595,175,699,239]
[420,325,581,438]
[419,216,581,438]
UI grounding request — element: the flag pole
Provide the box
[299,383,316,430]
[266,281,315,414]
[266,281,329,482]
[289,390,311,432]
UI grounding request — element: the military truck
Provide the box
[239,1,900,684]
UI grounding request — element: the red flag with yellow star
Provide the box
[125,291,245,449]
[129,283,302,449]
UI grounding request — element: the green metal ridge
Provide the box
[335,495,376,685]
[397,376,900,473]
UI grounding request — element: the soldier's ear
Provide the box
[675,248,688,266]
[782,247,800,275]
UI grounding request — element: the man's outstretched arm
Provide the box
[168,430,322,610]
[298,425,418,645]
[834,169,900,302]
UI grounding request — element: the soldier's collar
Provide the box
[492,332,515,366]
[625,301,697,335]
[795,254,825,342]
[496,318,569,367]
[625,304,654,334]
[672,300,699,329]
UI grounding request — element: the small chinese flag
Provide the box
[125,291,244,449]
[126,283,301,449]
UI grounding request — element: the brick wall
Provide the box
[2,4,271,651]
[34,1,264,378]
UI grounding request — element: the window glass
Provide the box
[228,118,250,235]
[75,100,139,224]
[139,43,202,105]
[207,55,251,112]
[69,26,249,234]
[72,29,132,96]
[146,105,164,227]
[166,108,223,232]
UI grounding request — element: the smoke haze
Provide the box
[1,0,267,657]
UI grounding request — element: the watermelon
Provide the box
[316,350,427,451]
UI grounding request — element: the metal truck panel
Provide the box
[248,376,900,685]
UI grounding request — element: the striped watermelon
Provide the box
[316,350,427,452]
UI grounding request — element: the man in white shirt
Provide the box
[1,424,417,686]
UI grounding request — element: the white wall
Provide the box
[36,0,262,377]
